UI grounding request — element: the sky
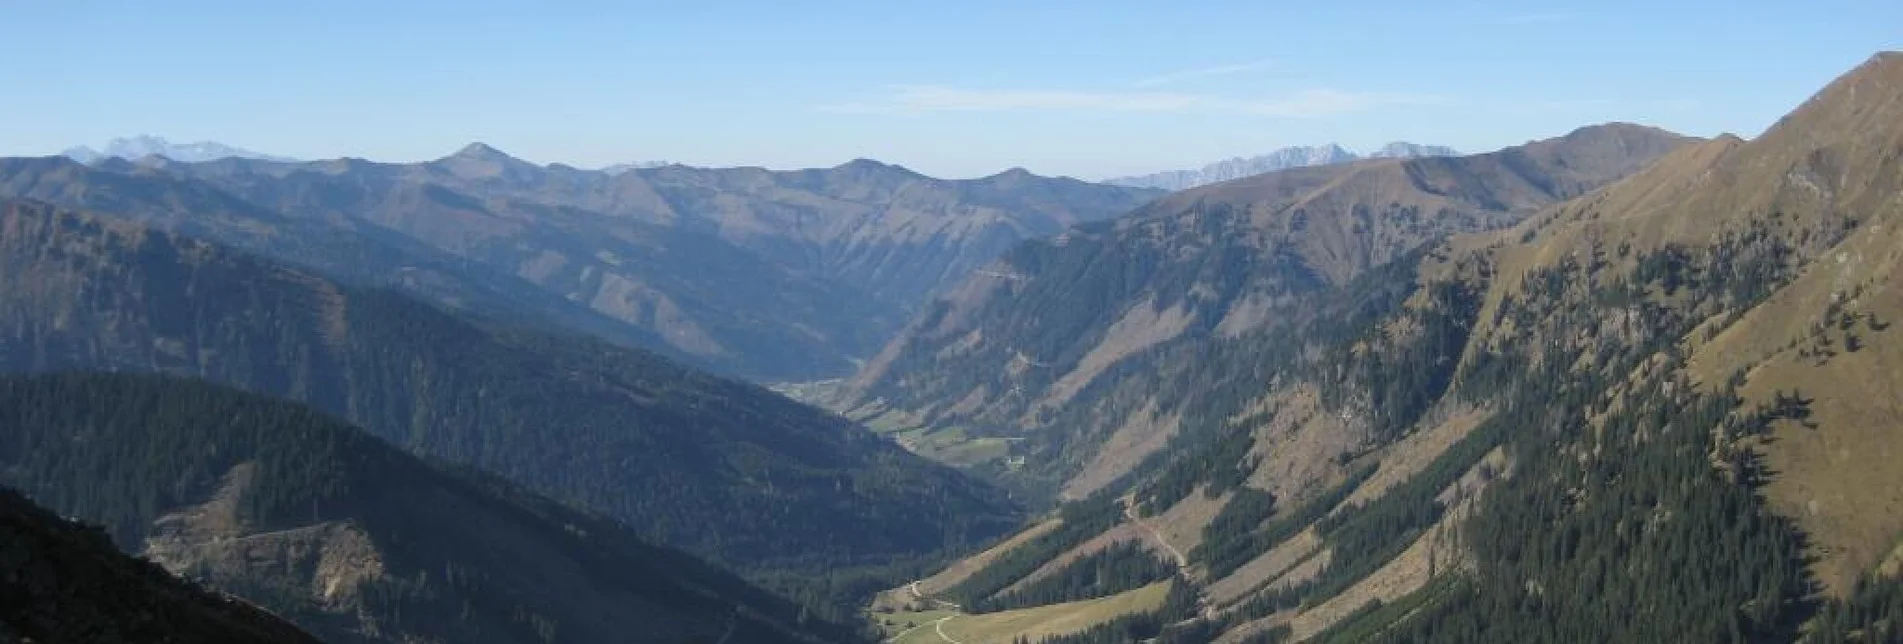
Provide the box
[3,1,1900,179]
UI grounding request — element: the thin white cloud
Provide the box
[1519,97,1700,112]
[1132,59,1278,88]
[816,86,1446,118]
[819,86,1204,114]
[1499,12,1579,24]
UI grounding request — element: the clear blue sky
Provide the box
[4,0,1898,178]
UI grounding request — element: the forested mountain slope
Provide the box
[865,53,1903,644]
[837,122,1691,495]
[0,373,862,644]
[0,149,1157,380]
[0,199,1017,571]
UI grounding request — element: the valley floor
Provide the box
[874,581,1170,644]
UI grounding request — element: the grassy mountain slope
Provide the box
[0,199,1017,571]
[1452,49,1903,597]
[835,124,1691,495]
[0,372,861,644]
[870,53,1903,644]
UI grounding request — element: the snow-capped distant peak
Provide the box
[61,135,298,164]
[1105,142,1460,191]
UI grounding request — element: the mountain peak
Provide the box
[431,142,543,180]
[1567,121,1672,136]
[826,157,925,181]
[1807,50,1903,112]
[448,142,515,161]
[835,157,896,171]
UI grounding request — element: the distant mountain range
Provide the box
[1106,142,1459,191]
[4,145,1156,380]
[63,135,299,164]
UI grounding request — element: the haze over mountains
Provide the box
[8,42,1903,644]
[1104,142,1459,191]
[0,199,1016,572]
[0,146,1156,379]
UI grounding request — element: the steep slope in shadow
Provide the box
[0,199,1018,571]
[0,372,862,644]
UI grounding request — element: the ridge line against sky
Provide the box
[2,0,1899,179]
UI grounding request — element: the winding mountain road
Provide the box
[885,581,964,643]
[933,616,965,644]
[1125,502,1218,620]
[1124,502,1187,568]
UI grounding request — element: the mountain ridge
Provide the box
[4,146,1157,380]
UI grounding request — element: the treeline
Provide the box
[1030,579,1204,644]
[1331,235,1818,642]
[944,495,1125,610]
[1193,465,1375,582]
[1135,428,1257,516]
[1358,368,1811,642]
[1315,279,1482,441]
[976,541,1174,613]
[1086,250,1433,524]
[1807,575,1903,644]
[1298,410,1510,607]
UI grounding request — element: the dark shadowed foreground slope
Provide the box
[0,199,1017,571]
[0,372,864,644]
[0,484,322,644]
